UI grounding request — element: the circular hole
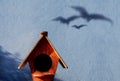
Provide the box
[34,54,52,72]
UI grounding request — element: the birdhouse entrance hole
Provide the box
[34,54,52,72]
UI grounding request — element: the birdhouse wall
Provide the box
[27,36,59,78]
[32,74,54,81]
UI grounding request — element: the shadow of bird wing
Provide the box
[52,15,80,25]
[67,15,80,22]
[52,16,70,24]
[72,25,77,27]
[89,14,113,24]
[79,24,87,27]
[52,16,66,22]
[71,6,88,16]
[72,24,87,29]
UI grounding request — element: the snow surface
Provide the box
[0,0,120,81]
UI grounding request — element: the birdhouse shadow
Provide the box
[54,78,63,81]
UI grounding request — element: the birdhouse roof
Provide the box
[18,32,68,69]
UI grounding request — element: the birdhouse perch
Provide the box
[18,31,68,81]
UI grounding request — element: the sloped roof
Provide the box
[18,32,68,69]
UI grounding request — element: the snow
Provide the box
[0,0,120,81]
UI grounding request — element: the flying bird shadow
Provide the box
[52,15,80,25]
[71,6,113,25]
[72,24,87,29]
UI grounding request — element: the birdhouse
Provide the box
[18,31,68,81]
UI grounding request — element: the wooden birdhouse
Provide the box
[18,31,68,81]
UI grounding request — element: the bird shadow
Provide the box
[70,6,113,25]
[72,24,87,29]
[52,15,80,25]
